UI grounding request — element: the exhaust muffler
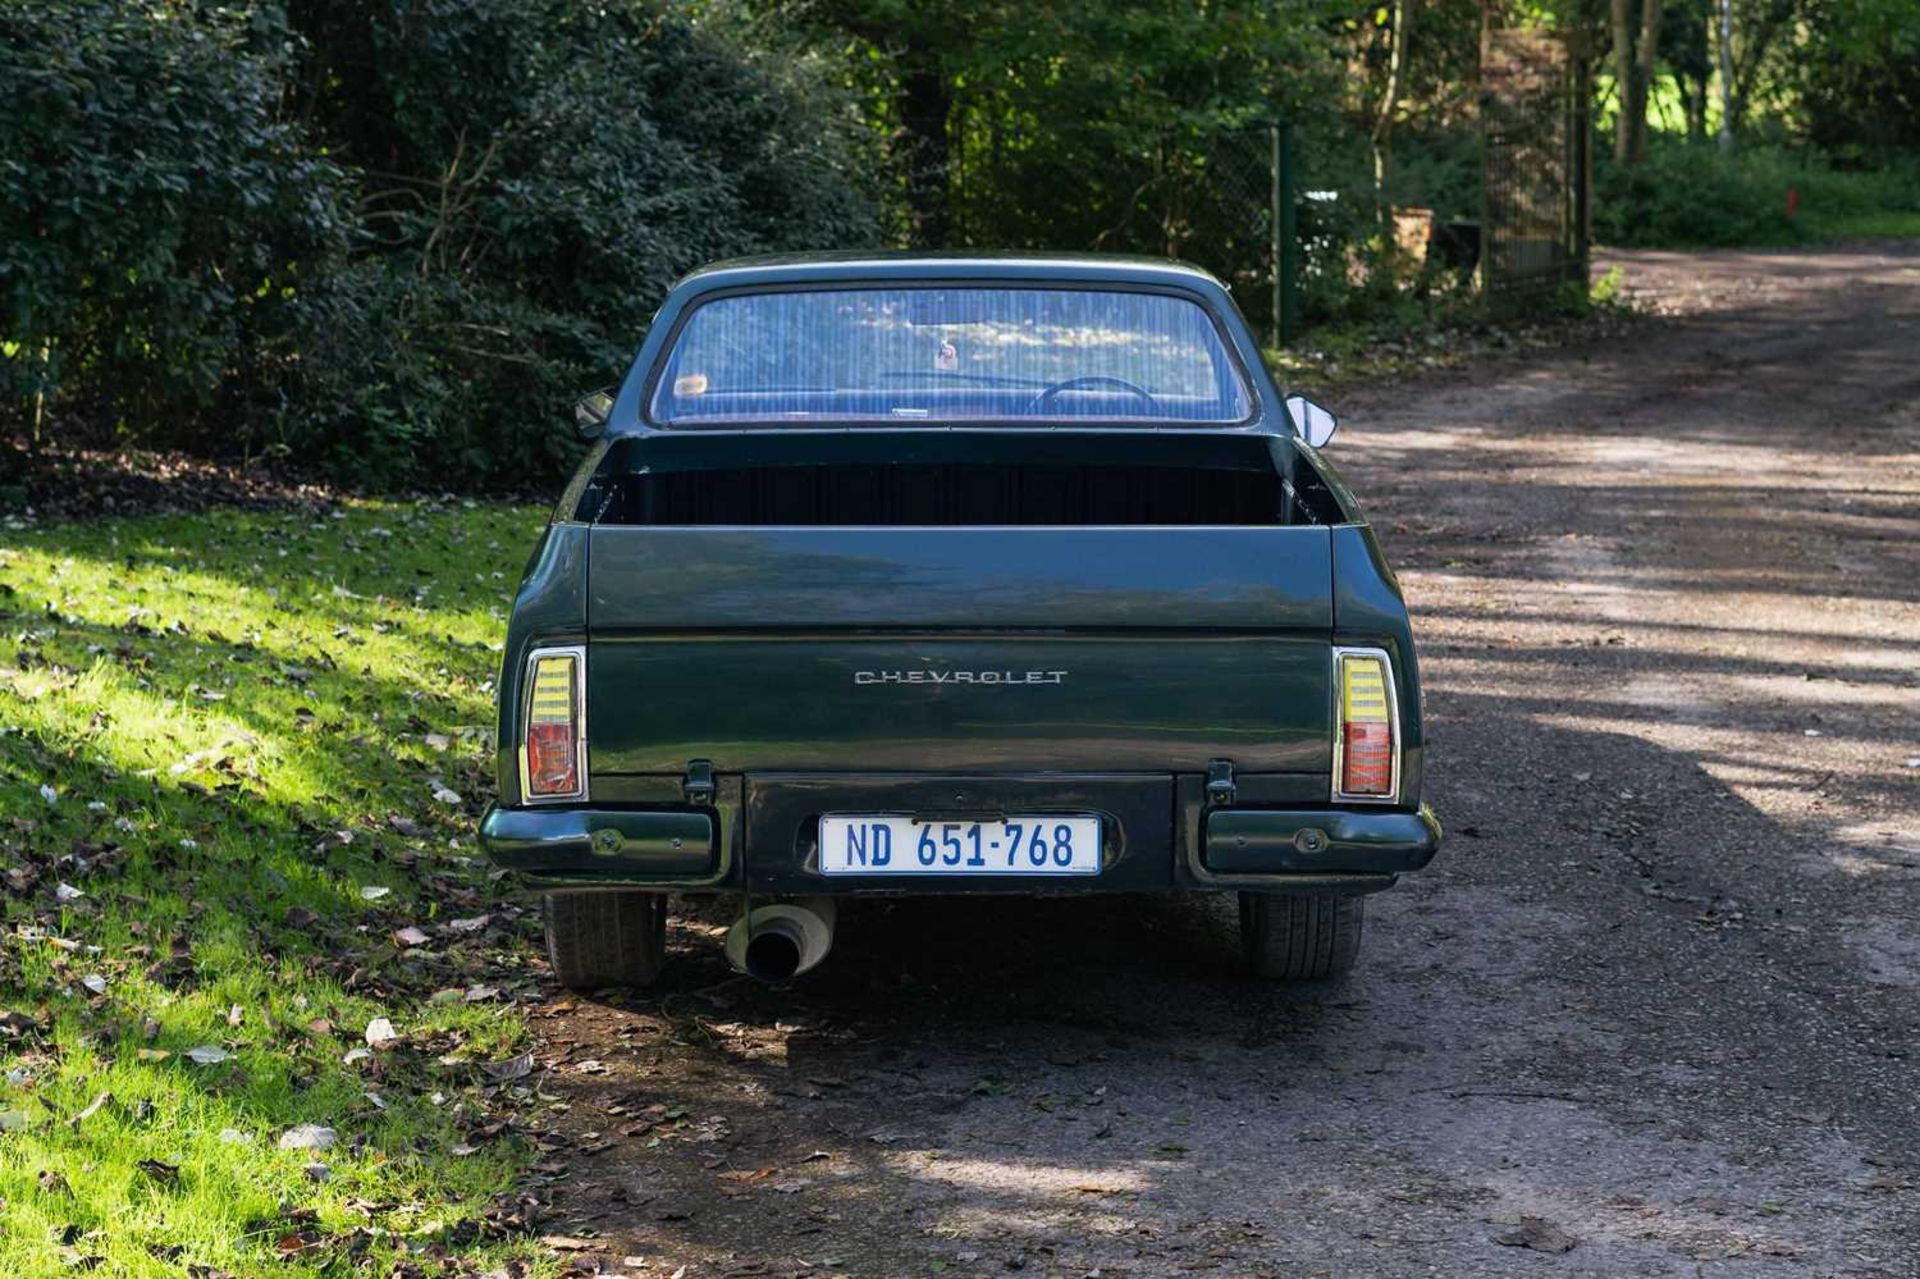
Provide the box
[724,898,836,981]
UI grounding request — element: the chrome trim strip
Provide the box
[518,643,589,805]
[1330,644,1400,805]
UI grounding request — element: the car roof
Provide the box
[670,250,1228,293]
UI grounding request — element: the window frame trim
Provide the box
[639,280,1262,431]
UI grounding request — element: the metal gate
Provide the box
[1481,27,1591,309]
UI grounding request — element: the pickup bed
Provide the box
[480,254,1439,988]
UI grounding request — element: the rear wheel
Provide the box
[544,891,667,990]
[1238,891,1364,981]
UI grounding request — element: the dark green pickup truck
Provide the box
[480,253,1440,988]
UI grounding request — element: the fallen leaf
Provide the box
[718,1167,778,1183]
[136,1158,181,1185]
[1494,1217,1578,1254]
[184,1045,232,1065]
[277,1124,338,1152]
[66,1090,111,1127]
[364,1017,399,1049]
[392,926,430,948]
[483,1051,535,1081]
[359,885,391,901]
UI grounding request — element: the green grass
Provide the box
[1595,142,1920,248]
[1801,208,1920,241]
[0,498,561,1276]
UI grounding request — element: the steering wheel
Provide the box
[1028,375,1158,414]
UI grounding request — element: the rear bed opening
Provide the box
[578,431,1341,527]
[578,429,1341,777]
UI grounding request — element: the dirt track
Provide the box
[527,246,1920,1278]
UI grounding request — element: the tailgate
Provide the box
[586,526,1333,774]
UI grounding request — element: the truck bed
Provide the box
[578,430,1342,780]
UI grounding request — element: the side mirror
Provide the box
[1284,394,1338,448]
[573,388,615,439]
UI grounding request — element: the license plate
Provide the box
[818,814,1101,877]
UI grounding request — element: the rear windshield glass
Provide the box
[649,287,1251,425]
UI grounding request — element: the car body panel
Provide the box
[585,634,1333,775]
[586,525,1333,631]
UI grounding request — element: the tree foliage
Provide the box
[0,2,353,443]
[2,0,879,485]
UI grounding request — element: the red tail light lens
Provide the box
[522,650,583,800]
[1335,650,1398,801]
[1342,721,1394,795]
[525,721,578,796]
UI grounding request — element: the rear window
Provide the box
[649,287,1252,425]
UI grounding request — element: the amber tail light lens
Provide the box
[1335,650,1398,801]
[522,650,583,800]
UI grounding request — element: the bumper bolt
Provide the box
[594,829,622,852]
[1293,827,1329,855]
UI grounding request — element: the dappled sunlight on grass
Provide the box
[0,499,568,1277]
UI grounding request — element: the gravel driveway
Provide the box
[528,245,1920,1279]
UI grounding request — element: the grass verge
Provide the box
[0,498,560,1277]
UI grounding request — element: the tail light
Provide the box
[520,646,585,802]
[1334,647,1398,802]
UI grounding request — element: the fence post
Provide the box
[1269,121,1300,347]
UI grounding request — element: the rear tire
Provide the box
[544,891,667,990]
[1238,891,1364,981]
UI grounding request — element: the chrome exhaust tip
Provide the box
[725,898,836,981]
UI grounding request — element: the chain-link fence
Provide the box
[1137,124,1299,348]
[946,36,1589,345]
[948,122,1302,348]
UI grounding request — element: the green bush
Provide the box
[271,0,881,487]
[2,0,880,488]
[0,1,353,439]
[1594,142,1920,247]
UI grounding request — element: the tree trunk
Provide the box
[1611,0,1636,164]
[1611,0,1663,164]
[1371,0,1409,220]
[1633,0,1664,163]
[1716,0,1735,148]
[899,55,952,249]
[1683,69,1708,141]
